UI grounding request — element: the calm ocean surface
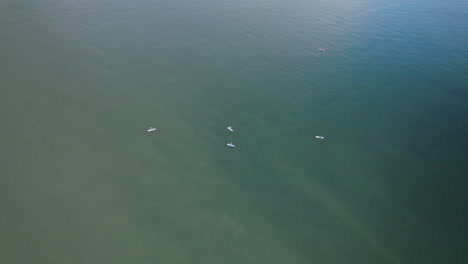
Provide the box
[0,0,466,263]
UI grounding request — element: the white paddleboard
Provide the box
[227,143,235,147]
[315,136,324,139]
[147,128,157,132]
[227,126,234,132]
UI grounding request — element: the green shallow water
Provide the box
[0,0,466,263]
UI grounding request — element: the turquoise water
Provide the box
[0,0,466,263]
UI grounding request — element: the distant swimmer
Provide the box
[227,126,234,132]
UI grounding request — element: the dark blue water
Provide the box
[0,0,466,263]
